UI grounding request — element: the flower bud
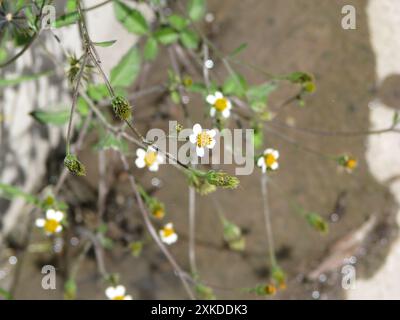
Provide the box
[64,154,86,176]
[112,96,132,121]
[306,213,328,234]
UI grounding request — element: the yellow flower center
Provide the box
[264,154,277,167]
[214,98,228,112]
[264,284,277,295]
[196,132,212,148]
[44,219,60,233]
[162,226,175,238]
[144,151,157,167]
[346,158,357,170]
[113,296,125,300]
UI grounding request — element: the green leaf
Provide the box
[0,183,41,207]
[77,98,90,116]
[229,43,248,57]
[93,40,117,48]
[222,73,248,98]
[0,288,13,300]
[246,82,277,103]
[30,109,70,126]
[154,27,179,45]
[95,133,128,152]
[393,111,399,126]
[0,48,7,63]
[179,29,199,49]
[110,46,141,88]
[114,1,149,35]
[168,14,188,30]
[0,70,53,88]
[188,0,206,21]
[143,37,158,61]
[87,84,109,102]
[55,12,79,28]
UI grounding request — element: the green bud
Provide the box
[306,213,329,234]
[112,96,132,121]
[130,241,143,258]
[206,171,240,189]
[64,154,86,176]
[187,172,217,195]
[271,265,287,289]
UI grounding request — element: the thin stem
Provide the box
[188,186,197,275]
[260,173,276,267]
[119,153,196,300]
[66,52,89,154]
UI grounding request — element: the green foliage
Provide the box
[306,212,329,234]
[222,218,245,251]
[64,279,77,300]
[30,109,70,126]
[0,288,13,300]
[154,27,179,45]
[195,282,216,300]
[0,70,53,88]
[95,133,128,152]
[168,14,188,31]
[179,29,200,49]
[143,37,159,61]
[110,46,141,88]
[93,40,117,48]
[187,0,207,21]
[114,1,149,35]
[0,183,41,207]
[223,73,248,98]
[130,241,143,257]
[246,82,277,112]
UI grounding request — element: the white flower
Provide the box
[206,91,232,118]
[35,209,64,235]
[189,124,217,157]
[159,223,178,245]
[105,285,132,300]
[135,146,164,172]
[257,148,280,173]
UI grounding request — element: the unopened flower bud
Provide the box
[64,154,86,176]
[112,96,132,121]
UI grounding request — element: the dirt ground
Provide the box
[4,0,399,300]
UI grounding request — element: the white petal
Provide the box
[222,108,231,118]
[124,295,133,300]
[272,150,280,159]
[164,233,178,245]
[264,148,274,155]
[165,223,173,229]
[207,139,216,149]
[208,129,217,138]
[55,225,63,233]
[270,162,279,170]
[35,218,45,227]
[226,100,232,109]
[215,91,223,99]
[114,285,126,297]
[210,107,216,117]
[105,287,117,299]
[156,154,164,164]
[192,124,202,135]
[46,209,56,219]
[206,94,216,104]
[53,211,64,222]
[257,157,264,167]
[196,146,205,157]
[136,148,146,158]
[135,158,146,168]
[189,134,197,144]
[148,163,159,172]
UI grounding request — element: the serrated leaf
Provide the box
[110,46,141,88]
[154,27,179,45]
[114,1,149,35]
[93,40,117,47]
[30,109,70,126]
[179,29,199,49]
[143,37,158,61]
[188,0,206,21]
